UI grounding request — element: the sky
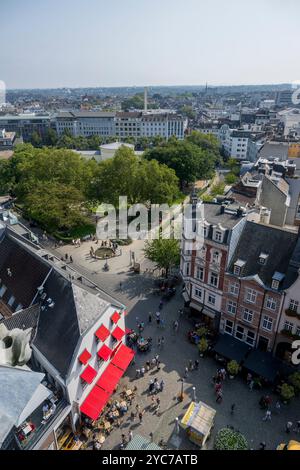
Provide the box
[1,0,300,89]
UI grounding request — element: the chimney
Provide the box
[144,87,148,112]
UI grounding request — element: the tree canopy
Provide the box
[144,136,218,187]
[143,238,180,277]
[91,146,180,206]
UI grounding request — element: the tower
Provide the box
[144,87,148,112]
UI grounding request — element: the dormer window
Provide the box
[234,259,246,276]
[271,280,279,290]
[271,272,285,291]
[259,253,269,265]
[215,231,223,243]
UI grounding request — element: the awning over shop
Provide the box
[111,326,125,341]
[95,324,110,342]
[80,385,111,421]
[97,344,113,361]
[111,311,121,324]
[80,365,97,384]
[111,344,135,371]
[78,349,91,365]
[213,334,251,363]
[243,350,283,382]
[96,363,124,393]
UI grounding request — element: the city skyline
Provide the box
[1,0,300,89]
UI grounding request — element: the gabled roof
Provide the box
[0,365,48,444]
[0,230,51,311]
[228,221,298,288]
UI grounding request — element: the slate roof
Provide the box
[0,304,40,340]
[33,270,81,379]
[0,230,51,310]
[228,221,298,288]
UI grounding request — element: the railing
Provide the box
[15,399,68,450]
[285,308,300,318]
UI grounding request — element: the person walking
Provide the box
[194,359,199,370]
[70,255,73,263]
[156,359,161,371]
[262,410,272,421]
[157,337,161,348]
[249,380,254,391]
[148,313,152,324]
[149,379,154,394]
[173,320,179,333]
[246,373,252,386]
[188,359,194,371]
[230,404,235,415]
[159,300,163,310]
[161,336,165,348]
[138,411,143,423]
[184,367,188,378]
[294,420,300,433]
[286,421,293,433]
[160,379,165,392]
[275,401,281,414]
[128,430,133,441]
[216,390,223,403]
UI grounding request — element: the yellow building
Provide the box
[288,143,300,159]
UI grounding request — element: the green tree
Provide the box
[143,238,180,277]
[91,146,179,206]
[24,181,86,232]
[30,131,42,147]
[145,140,216,188]
[44,128,58,146]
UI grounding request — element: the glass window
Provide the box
[245,289,257,304]
[234,265,241,276]
[208,294,216,305]
[196,266,204,281]
[246,330,255,346]
[243,308,253,323]
[229,282,239,296]
[235,325,244,340]
[225,320,233,334]
[215,231,223,242]
[284,321,294,332]
[194,288,202,299]
[262,315,273,331]
[209,272,219,288]
[227,300,237,315]
[265,296,277,311]
[289,299,299,312]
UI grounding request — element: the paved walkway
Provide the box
[30,236,300,450]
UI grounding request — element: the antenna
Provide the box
[144,87,148,112]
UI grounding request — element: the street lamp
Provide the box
[192,386,197,402]
[175,417,180,435]
[178,378,184,402]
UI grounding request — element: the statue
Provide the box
[0,323,32,366]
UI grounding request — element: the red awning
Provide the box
[78,349,91,365]
[111,311,121,324]
[80,365,97,384]
[111,326,125,341]
[96,363,124,393]
[80,385,111,421]
[95,324,110,342]
[111,344,135,371]
[97,344,112,361]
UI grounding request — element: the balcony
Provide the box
[14,398,69,450]
[285,308,300,319]
[280,329,300,341]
